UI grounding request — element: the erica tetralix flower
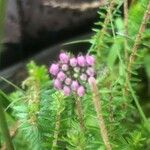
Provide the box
[49,64,59,75]
[49,51,96,97]
[59,52,69,63]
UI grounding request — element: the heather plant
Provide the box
[49,52,95,96]
[0,0,150,150]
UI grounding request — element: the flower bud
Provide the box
[53,79,62,89]
[59,52,69,63]
[62,64,69,71]
[80,73,87,81]
[77,86,85,97]
[57,71,66,81]
[74,67,80,73]
[86,55,95,66]
[65,78,72,85]
[49,64,59,76]
[73,73,78,79]
[63,86,71,96]
[77,56,86,67]
[70,57,77,67]
[71,81,79,91]
[86,67,95,77]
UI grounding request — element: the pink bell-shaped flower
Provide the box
[57,71,66,81]
[49,64,59,76]
[70,57,77,67]
[53,79,62,90]
[77,86,85,97]
[63,86,71,96]
[86,55,95,66]
[71,80,79,91]
[80,73,87,81]
[77,56,86,67]
[86,67,95,77]
[62,64,69,71]
[65,78,72,85]
[59,52,69,63]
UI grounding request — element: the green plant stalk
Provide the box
[89,78,111,150]
[99,0,115,40]
[52,111,61,150]
[76,97,85,131]
[124,1,150,100]
[124,0,128,62]
[127,1,150,79]
[52,93,65,149]
[0,101,14,150]
[96,0,115,57]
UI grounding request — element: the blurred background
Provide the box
[0,0,105,92]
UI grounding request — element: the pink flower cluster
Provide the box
[49,52,95,97]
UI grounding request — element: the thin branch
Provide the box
[76,97,85,131]
[90,0,115,57]
[124,2,150,120]
[52,94,64,149]
[125,1,150,94]
[89,77,111,150]
[52,111,61,149]
[99,0,115,40]
[127,2,150,79]
[109,88,114,123]
[124,0,128,62]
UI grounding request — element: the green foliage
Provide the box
[0,0,150,149]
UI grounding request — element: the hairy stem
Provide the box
[96,0,115,57]
[125,2,150,121]
[109,89,114,123]
[89,78,111,150]
[127,2,150,79]
[52,111,61,149]
[124,0,128,62]
[100,0,115,40]
[0,102,14,150]
[76,97,85,131]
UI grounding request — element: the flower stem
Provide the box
[124,0,128,62]
[52,111,61,150]
[124,1,150,102]
[76,97,85,131]
[96,0,115,58]
[127,2,150,79]
[89,78,111,150]
[0,101,14,150]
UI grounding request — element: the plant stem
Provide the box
[125,2,150,96]
[99,0,115,40]
[96,0,115,57]
[76,97,85,131]
[108,88,114,122]
[0,102,14,150]
[89,78,111,150]
[52,111,61,150]
[127,2,150,79]
[124,0,128,62]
